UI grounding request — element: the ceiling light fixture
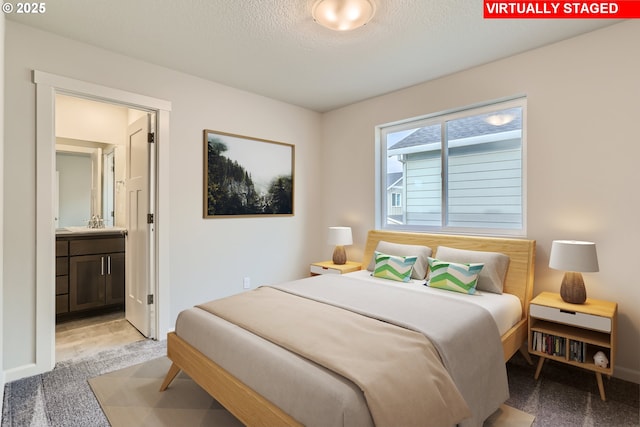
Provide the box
[312,0,376,31]
[485,113,515,126]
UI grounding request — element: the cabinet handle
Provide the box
[107,255,111,275]
[560,309,576,315]
[101,256,105,276]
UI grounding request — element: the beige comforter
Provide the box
[282,275,510,425]
[199,286,470,426]
[273,275,510,427]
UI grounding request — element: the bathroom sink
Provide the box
[60,226,127,234]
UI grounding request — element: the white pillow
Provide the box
[367,241,432,279]
[433,246,510,294]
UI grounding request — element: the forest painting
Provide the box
[203,130,294,217]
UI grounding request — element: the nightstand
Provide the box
[528,291,617,401]
[310,261,361,276]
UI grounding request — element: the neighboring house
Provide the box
[386,108,523,229]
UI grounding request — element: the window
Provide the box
[391,193,402,207]
[377,98,526,235]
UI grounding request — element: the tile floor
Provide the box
[55,311,145,362]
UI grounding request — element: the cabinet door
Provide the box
[56,295,69,314]
[106,252,125,305]
[69,254,106,311]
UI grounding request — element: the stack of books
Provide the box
[569,339,588,363]
[532,331,566,357]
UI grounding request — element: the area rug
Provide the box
[90,356,535,427]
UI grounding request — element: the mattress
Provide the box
[344,270,523,335]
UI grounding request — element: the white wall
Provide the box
[321,20,640,382]
[0,10,6,396]
[3,21,323,373]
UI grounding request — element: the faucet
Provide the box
[87,215,105,229]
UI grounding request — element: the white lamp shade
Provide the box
[327,226,353,246]
[549,240,599,273]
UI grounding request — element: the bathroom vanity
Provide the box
[55,228,127,321]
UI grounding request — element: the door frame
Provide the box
[32,70,172,375]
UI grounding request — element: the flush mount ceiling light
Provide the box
[312,0,376,31]
[485,113,515,126]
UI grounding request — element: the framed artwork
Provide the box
[203,129,294,218]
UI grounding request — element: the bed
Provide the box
[160,230,536,427]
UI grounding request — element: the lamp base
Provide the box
[332,245,347,265]
[560,271,587,304]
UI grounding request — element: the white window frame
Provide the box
[375,97,527,236]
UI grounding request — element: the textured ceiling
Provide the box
[7,0,619,112]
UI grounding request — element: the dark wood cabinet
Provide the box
[55,240,70,315]
[69,252,125,311]
[106,252,125,305]
[56,232,125,320]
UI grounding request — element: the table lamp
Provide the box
[327,226,353,265]
[549,240,599,304]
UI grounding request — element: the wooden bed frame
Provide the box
[160,230,536,427]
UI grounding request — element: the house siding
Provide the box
[404,139,522,228]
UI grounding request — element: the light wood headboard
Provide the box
[362,230,536,314]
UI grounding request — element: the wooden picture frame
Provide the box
[203,130,294,218]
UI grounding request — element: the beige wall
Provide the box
[321,20,640,382]
[56,94,129,144]
[3,21,323,373]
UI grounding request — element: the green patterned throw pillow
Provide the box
[427,257,484,295]
[373,251,418,282]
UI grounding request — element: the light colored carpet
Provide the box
[4,342,636,426]
[90,356,534,427]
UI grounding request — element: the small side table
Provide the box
[310,261,361,276]
[528,291,617,401]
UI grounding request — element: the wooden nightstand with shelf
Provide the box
[310,261,361,276]
[528,291,617,401]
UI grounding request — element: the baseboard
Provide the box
[3,362,43,383]
[0,372,4,419]
[614,365,640,384]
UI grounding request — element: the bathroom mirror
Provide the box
[56,138,119,228]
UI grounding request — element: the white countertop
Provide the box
[56,226,127,235]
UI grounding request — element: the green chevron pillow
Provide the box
[427,257,484,295]
[373,251,418,282]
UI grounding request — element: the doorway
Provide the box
[30,70,172,379]
[54,95,152,360]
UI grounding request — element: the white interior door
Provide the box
[125,114,153,337]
